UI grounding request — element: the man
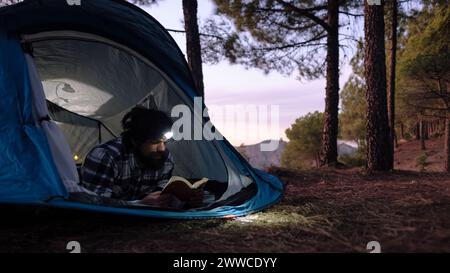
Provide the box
[81,107,202,208]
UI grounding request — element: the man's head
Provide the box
[121,107,173,170]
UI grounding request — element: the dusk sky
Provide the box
[142,1,358,146]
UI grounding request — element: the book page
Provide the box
[168,176,191,186]
[192,178,209,189]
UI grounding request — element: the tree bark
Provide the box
[319,0,340,167]
[315,152,320,168]
[416,122,420,140]
[364,0,393,171]
[420,119,426,150]
[400,122,404,139]
[388,0,398,149]
[182,0,205,97]
[430,120,434,136]
[428,121,432,138]
[445,114,450,172]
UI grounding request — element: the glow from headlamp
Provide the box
[163,131,174,141]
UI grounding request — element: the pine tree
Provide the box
[397,2,450,172]
[387,0,399,149]
[182,0,205,96]
[340,40,366,148]
[130,0,205,96]
[281,111,324,170]
[364,0,394,171]
[202,0,361,167]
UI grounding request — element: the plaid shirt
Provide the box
[81,137,174,201]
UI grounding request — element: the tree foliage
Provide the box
[340,40,366,147]
[201,0,358,79]
[397,3,449,121]
[202,0,362,167]
[281,111,324,169]
[396,1,449,171]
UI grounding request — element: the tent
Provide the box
[0,0,284,219]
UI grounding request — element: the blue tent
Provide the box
[0,0,284,219]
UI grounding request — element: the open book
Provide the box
[161,176,209,202]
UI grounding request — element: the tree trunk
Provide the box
[320,0,340,167]
[400,122,404,139]
[420,119,426,150]
[445,114,450,172]
[364,1,393,171]
[429,121,432,138]
[388,0,398,151]
[388,0,398,147]
[416,122,420,140]
[315,152,320,168]
[182,0,205,97]
[394,132,398,148]
[430,120,434,136]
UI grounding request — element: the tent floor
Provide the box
[64,181,256,211]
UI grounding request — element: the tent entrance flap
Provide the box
[24,31,238,187]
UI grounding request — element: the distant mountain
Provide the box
[237,140,358,169]
[236,140,287,170]
[337,141,358,156]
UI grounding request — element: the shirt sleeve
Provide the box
[155,151,175,191]
[81,147,118,198]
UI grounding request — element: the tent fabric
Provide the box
[0,30,67,203]
[0,0,198,98]
[0,0,284,219]
[48,169,283,220]
[47,101,117,165]
[25,53,82,192]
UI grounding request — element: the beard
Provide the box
[136,149,169,171]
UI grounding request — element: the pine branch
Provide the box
[251,31,327,51]
[339,10,364,17]
[167,28,225,40]
[274,0,330,32]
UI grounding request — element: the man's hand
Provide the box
[186,189,204,208]
[140,191,176,207]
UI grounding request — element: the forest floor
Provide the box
[395,137,446,172]
[0,139,450,252]
[1,166,449,253]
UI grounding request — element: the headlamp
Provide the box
[162,131,174,142]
